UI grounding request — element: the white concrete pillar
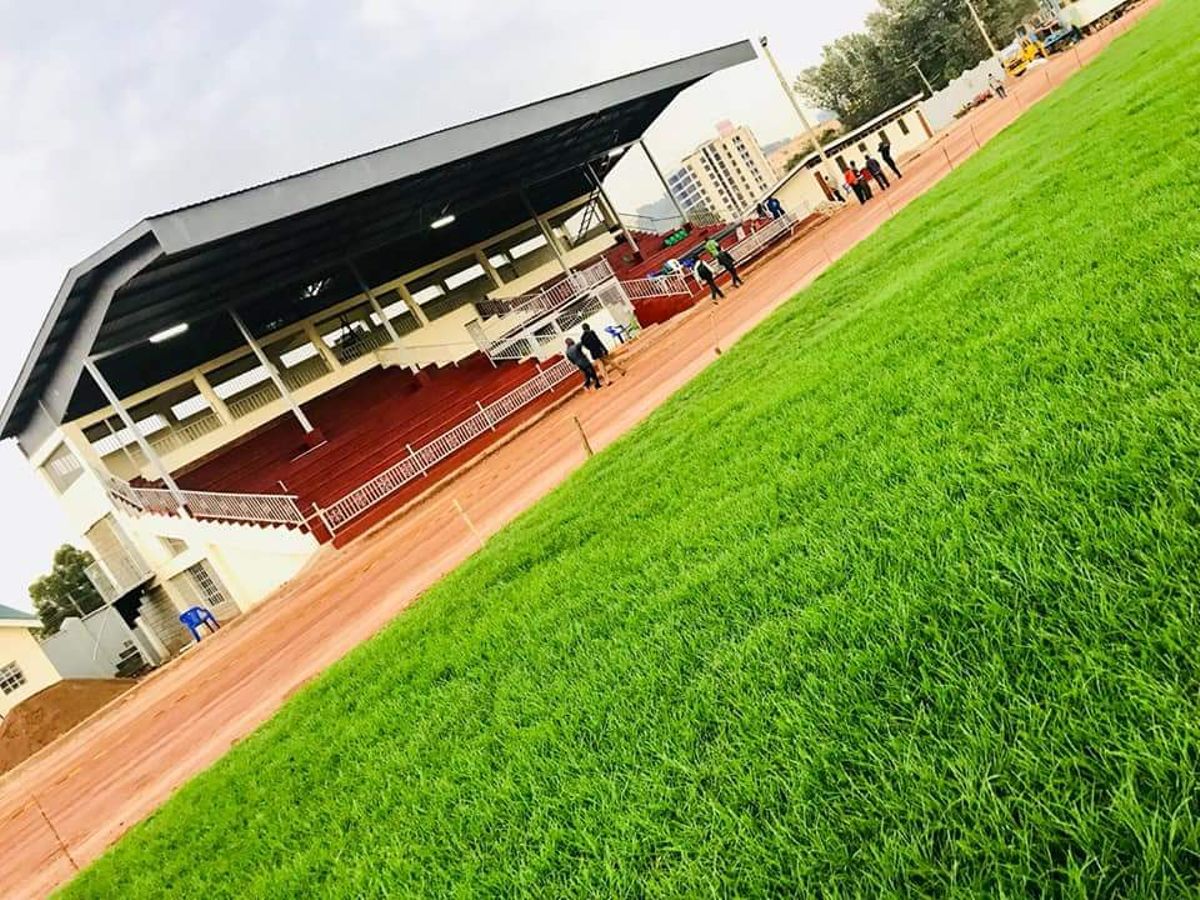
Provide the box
[82,358,189,513]
[520,189,571,276]
[193,371,232,425]
[475,248,504,288]
[303,321,342,372]
[346,260,403,344]
[229,309,315,434]
[397,282,431,327]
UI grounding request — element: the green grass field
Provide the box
[64,3,1200,896]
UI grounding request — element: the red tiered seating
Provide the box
[603,223,731,281]
[176,353,574,542]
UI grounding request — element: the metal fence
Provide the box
[148,411,222,455]
[321,357,578,532]
[107,477,307,528]
[619,274,692,301]
[475,258,614,319]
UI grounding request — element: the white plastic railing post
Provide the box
[407,443,427,476]
[477,401,496,430]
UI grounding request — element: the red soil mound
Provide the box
[0,680,134,775]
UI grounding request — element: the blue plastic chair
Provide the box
[179,606,220,642]
[605,324,627,344]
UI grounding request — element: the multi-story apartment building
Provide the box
[668,121,774,220]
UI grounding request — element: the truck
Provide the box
[1056,0,1140,34]
[1002,36,1049,77]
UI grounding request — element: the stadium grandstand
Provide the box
[0,40,830,662]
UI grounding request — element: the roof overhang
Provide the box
[2,40,757,450]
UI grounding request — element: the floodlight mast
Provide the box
[759,35,841,185]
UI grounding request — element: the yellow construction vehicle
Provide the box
[1002,35,1049,77]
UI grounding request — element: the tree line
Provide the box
[795,0,1040,129]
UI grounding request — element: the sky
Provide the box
[0,0,878,612]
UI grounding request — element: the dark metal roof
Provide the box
[2,40,757,447]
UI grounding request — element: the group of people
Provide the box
[842,138,903,206]
[564,229,749,390]
[564,322,626,391]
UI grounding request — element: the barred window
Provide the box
[0,662,27,695]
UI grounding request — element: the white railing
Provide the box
[333,327,392,364]
[280,356,330,391]
[85,553,153,605]
[107,477,307,528]
[476,259,614,319]
[619,208,724,231]
[486,292,606,362]
[226,381,282,419]
[321,358,578,532]
[619,274,692,301]
[149,411,222,455]
[727,211,801,266]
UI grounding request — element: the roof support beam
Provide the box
[520,189,571,276]
[345,259,402,345]
[639,138,688,222]
[82,357,189,513]
[587,163,641,259]
[229,309,315,434]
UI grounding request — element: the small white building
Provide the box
[0,605,61,719]
[762,95,936,218]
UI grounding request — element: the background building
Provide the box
[0,605,61,718]
[764,120,844,177]
[668,121,774,220]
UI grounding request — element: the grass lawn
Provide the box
[65,3,1200,896]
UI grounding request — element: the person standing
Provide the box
[877,137,902,179]
[820,171,845,203]
[844,164,865,205]
[989,73,1007,99]
[856,162,874,201]
[716,248,742,287]
[694,258,724,302]
[565,338,601,390]
[865,154,890,190]
[579,323,626,383]
[767,196,785,219]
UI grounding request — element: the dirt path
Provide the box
[0,11,1154,896]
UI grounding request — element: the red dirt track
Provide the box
[0,12,1155,896]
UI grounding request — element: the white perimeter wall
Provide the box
[919,58,1005,132]
[39,608,140,679]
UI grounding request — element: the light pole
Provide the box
[759,36,841,185]
[911,61,935,96]
[965,0,1006,73]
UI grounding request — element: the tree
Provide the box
[29,545,105,636]
[784,152,808,172]
[795,0,1038,129]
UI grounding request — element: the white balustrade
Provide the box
[85,552,152,605]
[281,356,331,391]
[226,381,282,419]
[149,412,222,455]
[322,358,577,531]
[476,259,613,320]
[105,477,306,528]
[618,274,691,301]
